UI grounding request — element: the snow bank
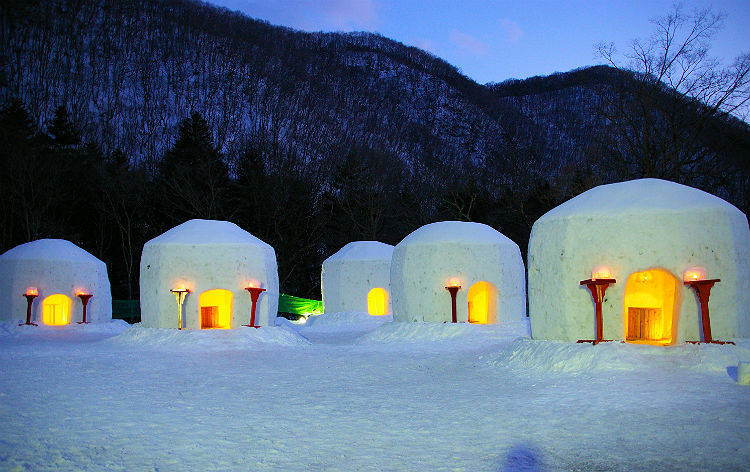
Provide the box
[492,338,750,374]
[304,311,393,328]
[357,319,530,348]
[104,323,310,351]
[0,319,130,337]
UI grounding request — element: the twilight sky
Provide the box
[208,0,749,85]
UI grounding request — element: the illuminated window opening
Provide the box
[199,289,233,329]
[367,288,389,316]
[467,281,497,324]
[42,294,71,325]
[623,269,679,345]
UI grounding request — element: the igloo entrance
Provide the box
[623,269,679,345]
[467,281,497,324]
[43,294,71,325]
[199,289,232,329]
[367,287,389,316]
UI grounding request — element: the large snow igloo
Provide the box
[321,241,394,316]
[0,239,112,324]
[528,179,750,344]
[391,221,526,323]
[139,219,279,329]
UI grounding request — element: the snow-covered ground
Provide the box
[1,314,748,471]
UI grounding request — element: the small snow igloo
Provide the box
[0,239,112,325]
[139,219,279,329]
[321,241,394,315]
[528,179,750,344]
[391,221,526,323]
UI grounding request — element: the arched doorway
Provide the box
[623,269,679,345]
[42,294,71,325]
[367,287,389,316]
[467,281,497,324]
[199,289,233,329]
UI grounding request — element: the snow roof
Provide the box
[0,239,101,263]
[325,241,394,262]
[145,219,269,246]
[399,221,515,246]
[541,178,739,220]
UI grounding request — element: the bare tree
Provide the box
[595,5,750,197]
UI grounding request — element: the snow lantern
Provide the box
[139,219,279,329]
[391,221,526,323]
[528,178,750,344]
[321,241,394,315]
[0,239,112,325]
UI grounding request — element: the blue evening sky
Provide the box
[208,0,749,85]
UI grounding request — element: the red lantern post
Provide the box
[244,285,266,328]
[579,277,616,345]
[76,292,93,324]
[684,278,733,345]
[445,279,461,323]
[20,288,39,326]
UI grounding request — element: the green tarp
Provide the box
[278,293,323,315]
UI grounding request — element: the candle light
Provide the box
[591,266,612,281]
[683,266,707,282]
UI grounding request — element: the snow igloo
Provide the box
[0,239,112,325]
[321,241,394,315]
[139,219,279,329]
[391,221,526,323]
[528,179,750,344]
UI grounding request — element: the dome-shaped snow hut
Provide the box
[139,219,279,329]
[528,179,750,344]
[391,221,526,323]
[0,239,112,324]
[321,241,394,316]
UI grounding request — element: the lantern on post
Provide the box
[579,267,616,345]
[20,287,39,326]
[683,268,733,345]
[76,290,93,324]
[170,285,190,330]
[445,278,462,323]
[244,282,266,328]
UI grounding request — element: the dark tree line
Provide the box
[0,100,563,300]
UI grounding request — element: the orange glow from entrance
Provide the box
[591,266,612,280]
[623,269,679,345]
[25,287,38,296]
[199,289,233,329]
[42,294,71,325]
[683,267,706,282]
[467,281,497,324]
[367,288,389,316]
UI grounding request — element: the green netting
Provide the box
[278,293,323,315]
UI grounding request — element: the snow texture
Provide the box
[391,221,526,323]
[1,320,747,471]
[139,219,279,329]
[0,239,112,323]
[321,241,393,315]
[528,179,750,342]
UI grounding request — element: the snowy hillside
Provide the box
[1,316,747,471]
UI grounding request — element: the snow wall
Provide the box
[321,241,393,315]
[0,239,112,323]
[139,219,279,328]
[391,221,526,323]
[528,179,750,343]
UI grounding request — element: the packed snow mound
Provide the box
[398,220,517,246]
[325,241,394,261]
[0,319,130,337]
[145,219,271,247]
[105,324,310,351]
[492,338,750,373]
[0,239,101,263]
[357,320,530,345]
[304,311,393,328]
[541,178,741,219]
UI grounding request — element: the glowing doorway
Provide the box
[467,281,497,324]
[367,288,389,316]
[623,269,679,345]
[199,289,233,329]
[42,294,71,325]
